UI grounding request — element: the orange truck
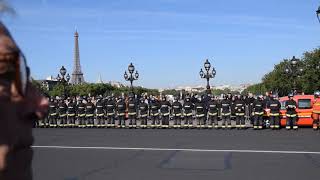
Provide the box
[278,95,315,127]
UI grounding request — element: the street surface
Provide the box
[33,128,320,180]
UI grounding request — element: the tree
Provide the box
[161,89,180,96]
[49,84,65,97]
[242,83,267,95]
[43,83,159,97]
[31,79,49,96]
[300,49,320,94]
[262,60,293,96]
[243,48,320,96]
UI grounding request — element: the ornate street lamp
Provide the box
[199,59,216,94]
[57,66,70,97]
[60,66,66,77]
[285,56,303,94]
[124,63,139,92]
[66,73,71,82]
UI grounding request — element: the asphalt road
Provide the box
[32,128,320,180]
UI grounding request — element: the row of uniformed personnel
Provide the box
[43,93,298,130]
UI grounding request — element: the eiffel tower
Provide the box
[71,30,85,85]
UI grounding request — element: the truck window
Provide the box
[298,99,311,109]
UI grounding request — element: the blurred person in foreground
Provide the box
[0,21,48,180]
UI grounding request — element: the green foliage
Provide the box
[211,88,239,96]
[244,48,320,96]
[42,83,159,97]
[161,89,180,96]
[133,86,159,96]
[242,83,267,95]
[300,49,320,94]
[31,79,49,96]
[68,83,115,97]
[262,60,292,96]
[49,83,66,97]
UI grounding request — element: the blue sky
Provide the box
[2,0,320,88]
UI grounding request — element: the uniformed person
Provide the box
[150,96,160,128]
[58,97,67,128]
[85,97,95,128]
[67,97,77,128]
[76,97,86,128]
[116,96,126,128]
[312,91,320,130]
[267,94,281,129]
[230,95,236,123]
[245,93,255,125]
[48,97,58,128]
[234,95,246,129]
[220,95,232,129]
[172,96,183,128]
[253,95,264,130]
[127,95,138,128]
[227,93,233,101]
[191,94,197,104]
[285,94,298,130]
[96,96,105,128]
[183,95,194,128]
[195,96,206,128]
[160,96,171,128]
[263,92,271,109]
[138,98,149,128]
[105,96,116,128]
[207,95,219,129]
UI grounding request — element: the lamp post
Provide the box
[316,6,320,23]
[285,56,303,94]
[124,63,139,93]
[57,66,70,97]
[199,59,216,94]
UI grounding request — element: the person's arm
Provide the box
[285,101,289,109]
[0,145,9,171]
[23,83,48,120]
[0,126,9,171]
[0,104,11,172]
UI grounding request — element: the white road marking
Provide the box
[32,146,320,155]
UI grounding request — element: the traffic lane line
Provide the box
[32,146,320,155]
